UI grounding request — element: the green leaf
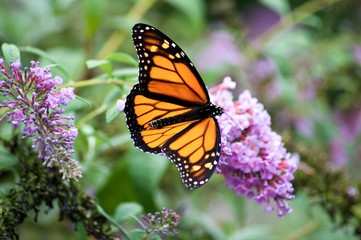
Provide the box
[259,0,290,14]
[114,202,143,224]
[97,150,167,213]
[0,145,18,170]
[86,59,112,76]
[129,229,161,240]
[74,95,93,108]
[106,102,120,123]
[103,86,122,104]
[229,226,273,240]
[1,43,21,64]
[112,68,138,79]
[82,161,110,190]
[0,183,17,195]
[129,230,148,240]
[86,59,109,69]
[97,133,130,153]
[96,156,140,213]
[163,0,204,30]
[83,0,107,38]
[97,204,133,240]
[20,46,70,79]
[106,52,138,66]
[128,151,168,192]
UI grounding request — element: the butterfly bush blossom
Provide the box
[210,77,298,217]
[0,59,81,180]
[141,208,180,236]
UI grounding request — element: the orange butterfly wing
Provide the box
[124,23,223,189]
[162,118,220,189]
[132,24,209,105]
[125,84,196,153]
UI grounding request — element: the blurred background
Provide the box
[0,0,360,239]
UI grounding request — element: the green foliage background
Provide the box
[0,0,361,239]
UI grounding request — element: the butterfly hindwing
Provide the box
[162,117,221,189]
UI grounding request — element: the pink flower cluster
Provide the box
[210,77,297,217]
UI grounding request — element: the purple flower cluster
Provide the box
[210,77,298,217]
[141,208,180,236]
[0,59,82,180]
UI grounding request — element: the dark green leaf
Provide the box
[86,59,110,69]
[1,43,21,64]
[97,133,129,153]
[82,161,110,190]
[86,59,112,76]
[129,229,147,240]
[114,202,143,224]
[163,0,204,29]
[103,86,122,104]
[128,151,168,192]
[260,0,289,14]
[83,0,107,38]
[106,52,138,66]
[20,46,70,79]
[0,145,18,170]
[106,103,120,123]
[112,68,138,78]
[97,155,139,213]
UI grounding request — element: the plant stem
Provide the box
[97,205,133,240]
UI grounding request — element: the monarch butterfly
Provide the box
[124,23,223,189]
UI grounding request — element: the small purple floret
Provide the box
[141,208,180,236]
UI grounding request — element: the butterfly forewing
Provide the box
[132,24,209,105]
[125,84,194,153]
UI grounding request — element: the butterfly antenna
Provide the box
[221,111,246,135]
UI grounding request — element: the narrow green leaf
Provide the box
[0,145,18,170]
[20,46,70,79]
[103,86,122,104]
[86,59,112,76]
[128,151,168,192]
[83,0,107,38]
[112,68,138,78]
[163,0,204,29]
[96,204,133,240]
[86,59,110,69]
[114,202,143,224]
[106,52,138,66]
[97,133,130,153]
[74,95,93,108]
[106,103,120,123]
[229,226,273,240]
[1,43,21,64]
[129,229,161,240]
[96,157,136,211]
[260,0,290,14]
[129,230,148,240]
[82,161,110,190]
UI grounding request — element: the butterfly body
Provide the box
[124,23,223,189]
[148,103,223,129]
